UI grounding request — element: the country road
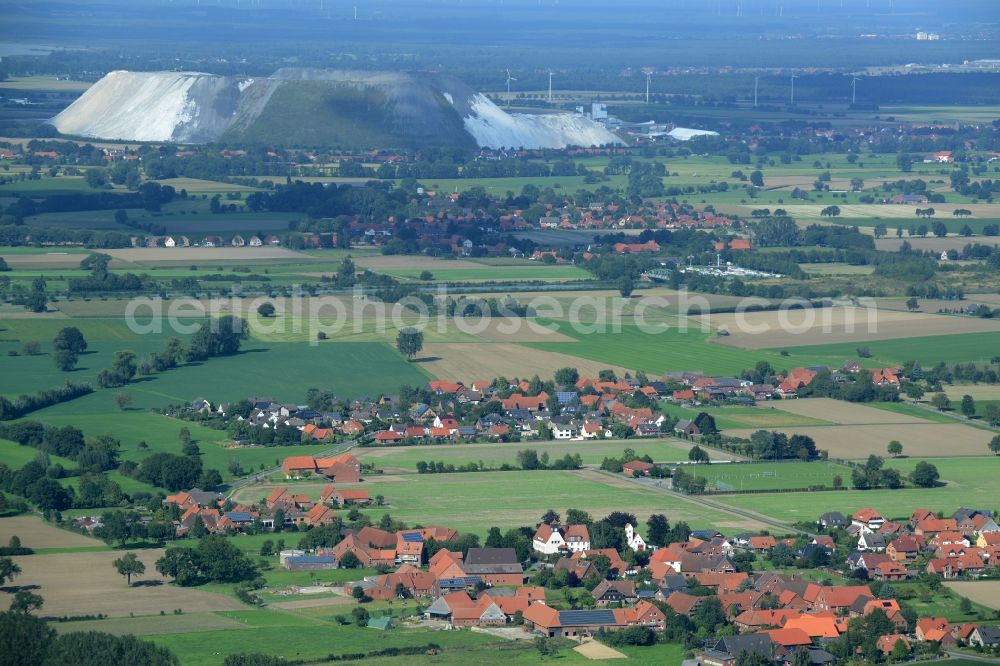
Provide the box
[593,469,817,536]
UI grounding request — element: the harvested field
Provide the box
[100,247,317,263]
[8,550,244,617]
[763,203,1000,219]
[0,515,104,550]
[943,385,1000,400]
[52,612,247,636]
[944,581,1000,610]
[0,252,90,269]
[875,237,993,252]
[417,342,630,381]
[724,423,992,458]
[769,398,929,425]
[575,640,627,660]
[353,256,493,271]
[704,306,1000,349]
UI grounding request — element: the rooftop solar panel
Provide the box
[558,610,616,626]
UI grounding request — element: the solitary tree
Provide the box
[688,446,710,463]
[910,461,940,488]
[617,275,635,298]
[9,590,43,614]
[256,302,276,318]
[113,552,146,586]
[0,556,21,585]
[114,392,133,411]
[887,441,903,458]
[989,435,1000,456]
[53,326,88,355]
[53,348,78,371]
[395,327,424,361]
[960,394,976,418]
[930,393,951,411]
[985,403,1000,427]
[905,297,919,311]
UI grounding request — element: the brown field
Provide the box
[704,306,1000,349]
[769,398,929,425]
[724,423,992,458]
[875,237,996,252]
[0,252,91,269]
[0,516,104,550]
[758,203,1000,220]
[101,247,317,263]
[943,385,1000,400]
[52,612,247,636]
[353,256,493,271]
[944,581,1000,610]
[8,550,244,617]
[417,342,631,381]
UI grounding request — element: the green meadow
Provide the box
[527,323,776,376]
[355,438,699,472]
[716,456,1000,523]
[770,331,1000,368]
[658,402,832,430]
[245,469,742,537]
[0,317,430,404]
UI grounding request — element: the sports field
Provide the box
[691,460,852,492]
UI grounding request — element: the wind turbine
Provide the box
[851,76,860,105]
[790,74,798,105]
[753,75,759,107]
[548,71,553,103]
[642,67,654,104]
[505,69,517,106]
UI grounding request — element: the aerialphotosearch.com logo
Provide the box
[123,286,881,344]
